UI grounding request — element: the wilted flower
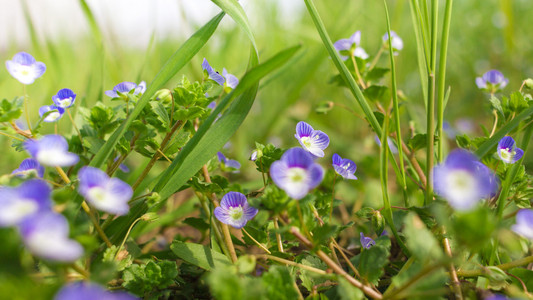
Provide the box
[214,192,258,229]
[360,232,375,249]
[39,105,65,122]
[511,209,533,240]
[294,121,330,158]
[202,58,225,86]
[24,135,79,167]
[332,153,357,180]
[497,136,523,164]
[270,147,324,199]
[217,152,241,172]
[12,158,45,178]
[52,88,77,109]
[0,180,51,227]
[5,52,46,84]
[78,166,133,215]
[382,31,403,54]
[105,81,146,98]
[222,68,239,90]
[476,70,508,93]
[433,149,498,211]
[55,281,138,300]
[333,31,369,61]
[19,212,83,262]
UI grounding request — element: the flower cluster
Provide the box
[39,88,77,123]
[334,30,404,61]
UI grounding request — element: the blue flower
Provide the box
[360,232,375,249]
[333,31,369,61]
[0,179,51,227]
[39,105,65,122]
[270,147,324,199]
[222,68,239,90]
[105,81,146,98]
[12,158,45,178]
[497,136,524,164]
[202,58,225,86]
[217,152,241,172]
[476,70,508,92]
[5,52,46,84]
[512,209,533,240]
[18,211,83,262]
[114,156,130,173]
[55,281,138,300]
[332,153,357,180]
[52,88,77,109]
[24,135,79,167]
[295,121,330,158]
[374,135,399,154]
[214,192,258,229]
[382,31,403,54]
[78,166,133,215]
[433,149,498,211]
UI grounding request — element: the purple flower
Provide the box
[202,58,225,86]
[114,156,130,173]
[222,68,239,89]
[24,135,79,167]
[294,121,330,158]
[52,88,77,109]
[382,31,403,54]
[512,209,533,240]
[360,232,375,249]
[217,152,241,171]
[105,81,146,98]
[12,158,45,178]
[476,70,508,92]
[207,101,217,110]
[332,153,357,180]
[497,136,524,164]
[19,212,83,262]
[333,31,369,61]
[78,166,132,215]
[0,179,51,227]
[433,149,498,211]
[55,281,138,300]
[214,192,258,229]
[270,147,324,199]
[374,136,399,154]
[5,52,46,84]
[39,105,65,122]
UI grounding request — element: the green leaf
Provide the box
[489,95,504,117]
[262,266,300,300]
[336,277,364,300]
[298,255,328,293]
[452,207,496,250]
[358,236,391,285]
[170,241,231,271]
[363,85,390,102]
[150,101,170,129]
[365,67,390,83]
[0,98,23,123]
[403,212,443,261]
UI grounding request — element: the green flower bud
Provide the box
[154,89,173,104]
[372,210,385,235]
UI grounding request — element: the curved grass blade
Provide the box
[211,0,257,51]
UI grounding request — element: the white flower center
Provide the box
[1,198,38,224]
[287,167,307,184]
[18,65,32,77]
[500,148,515,163]
[228,205,244,221]
[36,148,64,165]
[88,187,108,204]
[343,163,350,170]
[445,170,478,203]
[300,136,312,148]
[58,98,72,108]
[44,111,61,122]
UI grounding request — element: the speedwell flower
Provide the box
[433,149,498,211]
[24,135,79,167]
[222,68,239,90]
[294,121,330,158]
[382,31,403,54]
[214,192,258,229]
[18,212,83,262]
[270,147,324,200]
[497,136,524,164]
[332,153,357,180]
[105,81,146,98]
[5,52,46,84]
[217,152,241,172]
[476,70,508,93]
[52,88,77,109]
[12,158,45,178]
[78,166,132,215]
[55,281,138,300]
[511,209,533,240]
[0,179,51,227]
[360,232,375,249]
[333,31,369,61]
[39,105,65,122]
[202,58,225,86]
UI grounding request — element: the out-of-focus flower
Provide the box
[12,158,45,178]
[78,166,132,216]
[332,153,357,180]
[433,149,498,211]
[202,58,225,86]
[5,52,46,84]
[114,156,130,173]
[24,135,79,167]
[55,281,138,300]
[214,192,258,229]
[39,105,65,122]
[333,31,369,61]
[0,179,51,227]
[374,136,398,154]
[222,68,239,90]
[295,121,330,158]
[105,81,146,98]
[497,136,524,164]
[382,31,403,54]
[360,232,375,249]
[476,70,508,93]
[512,209,533,240]
[270,147,324,199]
[217,152,241,172]
[52,88,77,109]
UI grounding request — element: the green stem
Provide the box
[0,131,24,141]
[66,109,84,148]
[350,54,367,89]
[115,217,143,259]
[23,85,33,135]
[368,45,385,71]
[242,228,271,254]
[329,174,337,220]
[458,254,533,277]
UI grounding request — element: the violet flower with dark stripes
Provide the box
[105,81,146,98]
[214,192,258,229]
[333,30,369,61]
[24,135,79,167]
[55,281,138,300]
[78,166,133,215]
[52,88,77,109]
[0,179,51,227]
[39,105,65,122]
[332,153,357,180]
[433,149,498,211]
[476,70,508,93]
[497,136,524,164]
[512,209,533,240]
[294,121,330,158]
[270,147,324,200]
[12,158,45,178]
[217,152,241,172]
[202,58,225,86]
[360,232,375,249]
[5,52,46,84]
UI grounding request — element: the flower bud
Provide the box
[372,210,385,235]
[154,89,173,104]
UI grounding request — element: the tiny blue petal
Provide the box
[39,105,65,122]
[12,158,45,178]
[214,192,258,229]
[24,135,79,167]
[512,209,533,240]
[497,136,524,164]
[202,58,225,86]
[52,88,77,109]
[55,281,138,300]
[0,179,51,227]
[332,153,357,180]
[295,121,330,158]
[360,232,375,249]
[5,52,46,84]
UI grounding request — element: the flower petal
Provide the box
[220,192,247,209]
[295,121,313,138]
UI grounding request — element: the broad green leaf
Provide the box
[150,101,170,129]
[403,212,442,261]
[211,0,257,51]
[358,236,391,285]
[337,277,364,300]
[262,266,300,300]
[170,241,230,271]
